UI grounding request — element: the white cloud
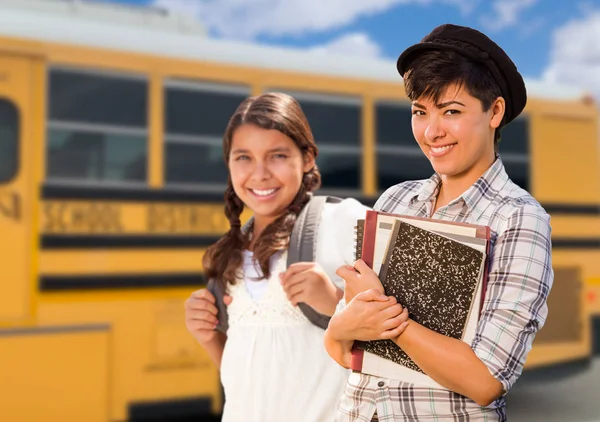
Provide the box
[479,0,538,32]
[308,32,383,58]
[542,11,600,99]
[151,0,475,39]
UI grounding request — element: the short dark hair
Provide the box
[403,48,505,146]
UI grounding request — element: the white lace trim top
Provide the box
[219,198,369,422]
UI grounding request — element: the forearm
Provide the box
[394,321,503,406]
[319,286,344,317]
[200,332,227,368]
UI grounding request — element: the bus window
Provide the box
[275,91,362,191]
[499,116,530,191]
[0,99,18,183]
[46,68,148,182]
[164,80,249,186]
[375,101,431,189]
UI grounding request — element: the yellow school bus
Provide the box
[0,1,598,421]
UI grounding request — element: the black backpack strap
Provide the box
[288,195,342,330]
[206,278,229,334]
[206,218,254,334]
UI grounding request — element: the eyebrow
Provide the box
[412,100,466,109]
[231,146,292,154]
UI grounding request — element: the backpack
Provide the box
[207,195,342,333]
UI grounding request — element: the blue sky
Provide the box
[100,0,600,96]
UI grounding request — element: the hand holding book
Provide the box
[337,260,384,304]
[329,288,409,342]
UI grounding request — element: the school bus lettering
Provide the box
[43,202,123,233]
[147,204,229,233]
[0,192,20,221]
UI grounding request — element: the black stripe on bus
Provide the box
[41,235,221,249]
[41,183,377,205]
[128,397,213,421]
[40,273,207,291]
[42,183,226,202]
[543,204,600,215]
[552,238,600,249]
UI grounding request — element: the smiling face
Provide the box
[411,83,504,187]
[228,123,314,229]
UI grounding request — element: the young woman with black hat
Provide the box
[325,24,553,421]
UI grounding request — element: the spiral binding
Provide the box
[354,219,365,261]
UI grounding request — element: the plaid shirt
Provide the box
[336,157,553,421]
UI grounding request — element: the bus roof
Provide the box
[0,0,588,101]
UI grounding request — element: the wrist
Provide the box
[328,313,351,341]
[198,331,223,347]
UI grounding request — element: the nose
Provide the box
[250,160,271,181]
[424,116,445,143]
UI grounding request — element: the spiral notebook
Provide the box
[351,210,490,387]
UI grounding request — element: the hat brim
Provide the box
[396,41,486,77]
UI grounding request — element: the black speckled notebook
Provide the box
[357,220,485,373]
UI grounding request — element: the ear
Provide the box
[303,153,316,174]
[490,97,505,129]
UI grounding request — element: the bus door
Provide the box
[0,54,34,324]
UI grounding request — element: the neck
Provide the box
[249,215,277,249]
[435,153,496,211]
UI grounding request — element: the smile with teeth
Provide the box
[251,188,278,196]
[430,143,456,154]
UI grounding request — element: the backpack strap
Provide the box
[206,277,229,334]
[288,195,342,330]
[207,218,254,334]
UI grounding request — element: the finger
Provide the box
[191,289,216,303]
[354,288,389,302]
[382,308,409,330]
[187,310,219,325]
[288,290,305,306]
[285,284,304,303]
[281,262,314,283]
[380,321,409,339]
[186,299,218,315]
[281,271,306,289]
[335,265,355,278]
[381,302,404,320]
[223,295,233,306]
[352,259,375,276]
[336,266,360,283]
[189,320,218,332]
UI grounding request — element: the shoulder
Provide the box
[375,180,427,211]
[320,197,370,234]
[491,181,551,238]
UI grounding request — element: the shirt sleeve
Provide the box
[471,203,553,394]
[316,198,371,290]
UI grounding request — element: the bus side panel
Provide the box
[0,326,110,422]
[531,107,600,204]
[38,297,221,421]
[526,267,590,368]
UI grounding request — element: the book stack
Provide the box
[351,210,491,387]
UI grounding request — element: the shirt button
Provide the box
[377,381,385,387]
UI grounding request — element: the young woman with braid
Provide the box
[183,93,405,422]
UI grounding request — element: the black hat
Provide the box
[396,24,527,124]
